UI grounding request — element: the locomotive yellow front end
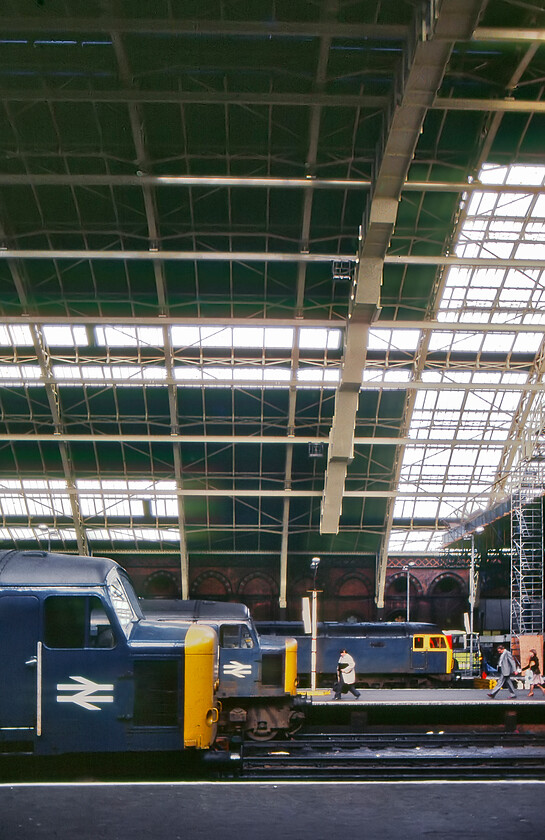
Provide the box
[284,636,299,695]
[183,624,219,748]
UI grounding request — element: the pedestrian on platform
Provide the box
[333,649,360,700]
[488,644,519,700]
[521,649,545,698]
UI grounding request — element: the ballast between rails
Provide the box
[236,732,545,780]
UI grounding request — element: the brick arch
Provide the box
[238,571,278,597]
[427,572,465,597]
[331,572,373,622]
[291,575,314,596]
[142,570,179,598]
[427,572,466,628]
[190,570,233,599]
[385,571,424,600]
[237,572,278,619]
[333,572,372,598]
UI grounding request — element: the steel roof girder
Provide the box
[320,461,349,534]
[0,17,410,40]
[320,0,487,543]
[327,390,360,462]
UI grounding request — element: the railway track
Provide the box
[238,732,545,780]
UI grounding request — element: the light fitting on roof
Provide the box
[331,260,354,282]
[308,442,324,458]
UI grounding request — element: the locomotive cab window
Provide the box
[44,596,115,649]
[413,636,424,650]
[430,636,446,649]
[220,624,254,649]
[107,570,139,637]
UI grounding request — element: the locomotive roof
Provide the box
[141,598,252,622]
[255,621,443,637]
[0,549,121,586]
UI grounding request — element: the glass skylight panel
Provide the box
[0,494,72,517]
[440,164,545,327]
[151,498,178,517]
[79,497,144,517]
[76,479,172,491]
[235,326,294,348]
[86,528,179,542]
[95,326,165,347]
[52,365,166,383]
[170,325,342,350]
[297,368,340,385]
[0,527,45,540]
[388,530,445,553]
[481,333,516,353]
[0,365,41,383]
[265,328,294,348]
[512,332,543,353]
[174,365,293,386]
[362,368,412,383]
[299,328,342,350]
[43,325,88,346]
[394,497,440,519]
[368,328,421,351]
[395,163,545,548]
[263,368,292,383]
[170,326,201,348]
[231,368,262,382]
[0,479,66,491]
[0,325,33,345]
[200,327,233,348]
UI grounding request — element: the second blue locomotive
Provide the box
[257,621,454,688]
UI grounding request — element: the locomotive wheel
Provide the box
[246,726,279,741]
[287,710,305,736]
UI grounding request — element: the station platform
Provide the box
[2,780,545,840]
[296,686,545,732]
[302,687,545,707]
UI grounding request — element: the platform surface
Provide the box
[2,780,545,840]
[305,687,545,706]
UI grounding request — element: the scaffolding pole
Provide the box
[511,461,545,637]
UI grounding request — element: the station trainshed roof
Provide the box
[1,1,545,606]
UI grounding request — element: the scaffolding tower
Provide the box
[511,461,545,637]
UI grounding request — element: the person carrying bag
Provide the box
[333,648,360,700]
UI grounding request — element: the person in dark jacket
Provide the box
[488,644,518,699]
[522,648,545,697]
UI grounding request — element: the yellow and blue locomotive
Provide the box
[0,549,218,757]
[142,599,299,740]
[257,621,454,688]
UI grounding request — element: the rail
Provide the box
[239,732,545,780]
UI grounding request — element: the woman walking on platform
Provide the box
[522,649,545,697]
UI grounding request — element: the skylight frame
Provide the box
[389,162,545,554]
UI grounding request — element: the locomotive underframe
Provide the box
[220,697,304,740]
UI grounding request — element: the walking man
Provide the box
[334,648,361,700]
[488,644,519,699]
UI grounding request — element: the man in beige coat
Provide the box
[334,648,361,700]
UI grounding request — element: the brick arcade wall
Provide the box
[123,553,473,628]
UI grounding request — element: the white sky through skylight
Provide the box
[390,163,545,554]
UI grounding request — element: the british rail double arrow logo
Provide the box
[56,676,114,711]
[223,660,252,679]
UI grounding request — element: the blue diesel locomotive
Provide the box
[141,599,300,740]
[0,550,219,757]
[256,621,454,688]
